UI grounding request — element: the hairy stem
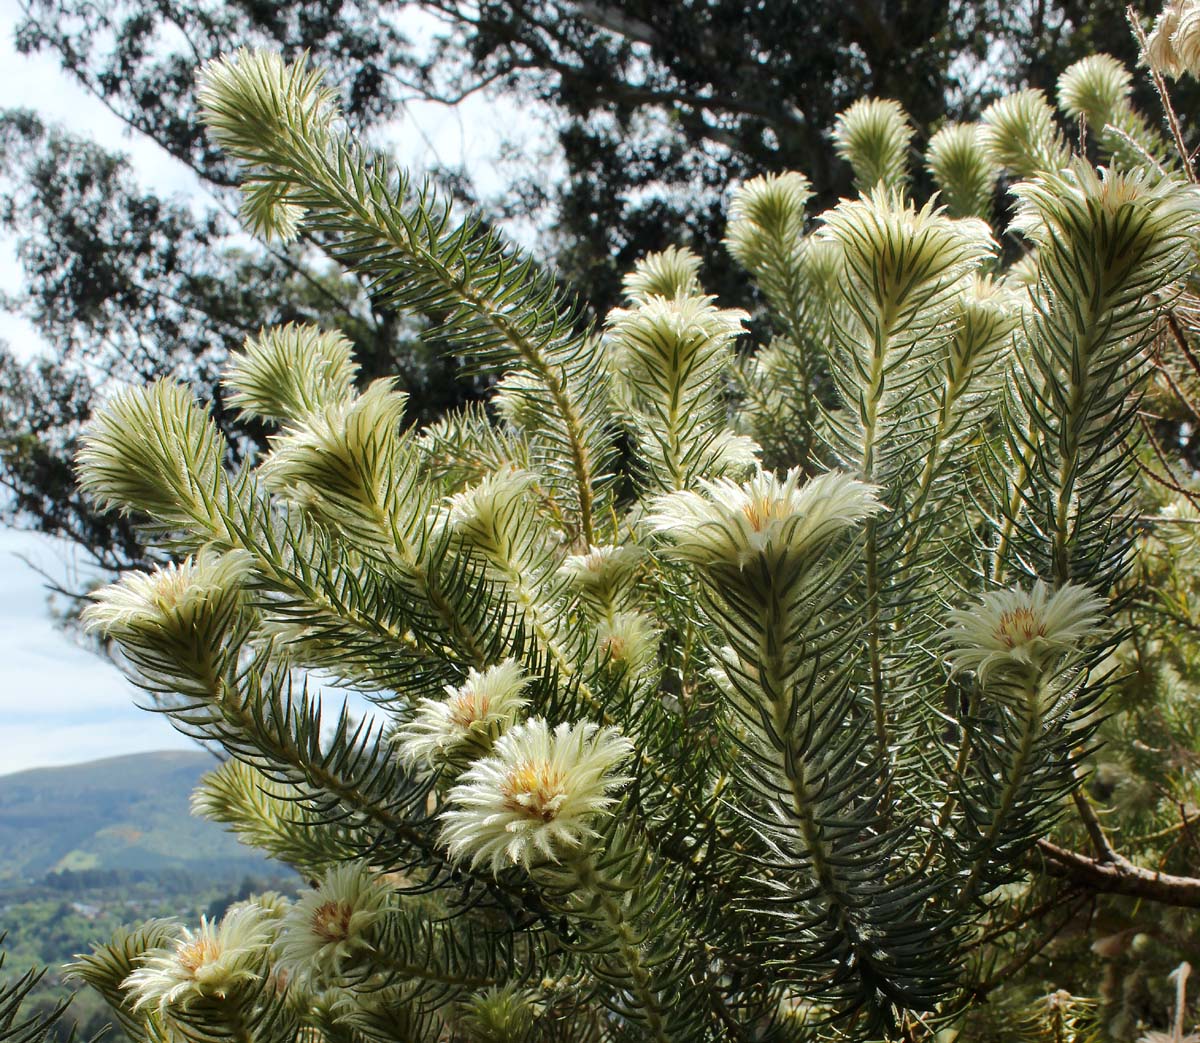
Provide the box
[956,683,1043,910]
[567,853,673,1043]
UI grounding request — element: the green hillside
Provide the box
[0,750,275,880]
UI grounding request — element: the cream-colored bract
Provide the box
[620,244,702,302]
[439,719,632,874]
[394,660,530,772]
[647,468,881,571]
[1147,1,1200,79]
[1057,54,1133,131]
[274,862,391,985]
[944,581,1106,684]
[82,550,252,643]
[124,906,271,1012]
[223,322,359,424]
[558,543,643,608]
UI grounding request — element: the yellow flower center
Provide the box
[500,758,568,822]
[996,607,1046,648]
[311,900,354,943]
[741,495,779,532]
[177,936,221,976]
[448,690,488,729]
[602,634,627,660]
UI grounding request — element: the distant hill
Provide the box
[0,750,275,880]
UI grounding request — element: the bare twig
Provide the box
[1036,838,1200,907]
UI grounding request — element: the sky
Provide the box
[0,0,542,775]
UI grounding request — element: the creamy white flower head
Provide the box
[438,466,537,551]
[979,89,1066,177]
[648,469,882,571]
[76,378,230,528]
[198,50,341,242]
[258,379,408,503]
[818,187,995,318]
[711,431,762,475]
[558,543,643,611]
[197,48,337,166]
[223,323,359,424]
[458,983,540,1042]
[1011,162,1200,285]
[238,177,307,243]
[945,581,1106,684]
[1144,3,1185,76]
[440,719,632,873]
[832,97,914,191]
[124,906,271,1013]
[1157,495,1200,550]
[228,891,291,922]
[82,550,253,649]
[394,660,530,772]
[621,245,702,302]
[926,122,998,220]
[1004,251,1041,290]
[275,862,391,985]
[800,236,845,292]
[596,611,660,678]
[947,275,1019,380]
[488,369,543,432]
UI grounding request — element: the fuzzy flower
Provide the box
[237,177,307,243]
[1175,1,1200,76]
[1057,54,1132,131]
[82,551,252,643]
[1146,3,1184,76]
[76,379,229,530]
[944,581,1106,685]
[198,50,341,243]
[558,543,644,612]
[946,275,1019,385]
[275,862,391,984]
[258,380,408,508]
[197,49,337,167]
[440,719,632,873]
[1011,162,1200,293]
[648,469,882,572]
[621,245,702,302]
[605,294,748,391]
[436,466,539,567]
[832,97,914,191]
[595,611,660,679]
[223,323,359,424]
[394,660,530,772]
[457,984,539,1042]
[725,171,812,274]
[818,187,995,322]
[124,906,271,1013]
[82,551,253,692]
[926,122,998,220]
[979,89,1066,177]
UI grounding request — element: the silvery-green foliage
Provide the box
[68,42,1200,1043]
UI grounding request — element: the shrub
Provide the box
[68,30,1200,1043]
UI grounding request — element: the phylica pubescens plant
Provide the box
[67,15,1200,1042]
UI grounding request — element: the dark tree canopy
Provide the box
[0,0,1180,574]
